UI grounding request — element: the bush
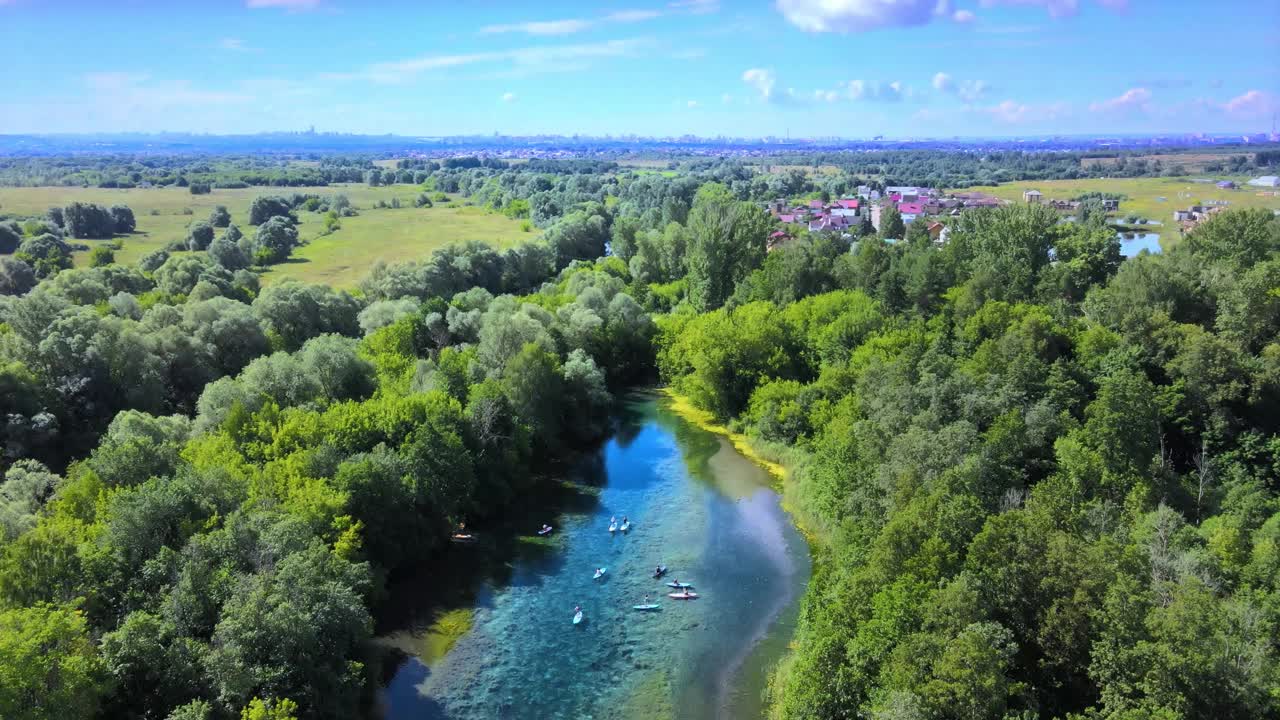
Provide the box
[63,202,117,238]
[0,221,21,254]
[109,205,136,234]
[249,196,295,225]
[189,182,212,195]
[187,221,215,251]
[87,245,115,267]
[209,205,232,228]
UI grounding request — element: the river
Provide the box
[376,392,811,720]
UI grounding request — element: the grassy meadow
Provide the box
[0,183,537,288]
[961,176,1280,224]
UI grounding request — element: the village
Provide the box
[764,173,1280,251]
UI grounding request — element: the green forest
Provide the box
[0,157,1278,720]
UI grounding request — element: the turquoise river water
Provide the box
[376,393,811,720]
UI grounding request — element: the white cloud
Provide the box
[843,79,908,101]
[990,99,1030,122]
[957,79,989,102]
[952,9,976,21]
[336,39,647,84]
[776,0,937,33]
[722,93,733,104]
[1089,87,1152,113]
[687,99,699,107]
[742,68,777,101]
[502,92,517,102]
[981,98,1070,123]
[246,0,321,9]
[934,73,991,102]
[1222,90,1278,117]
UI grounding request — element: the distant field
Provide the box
[961,176,1280,224]
[1079,151,1260,172]
[0,183,537,288]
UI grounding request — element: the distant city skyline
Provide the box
[0,0,1277,138]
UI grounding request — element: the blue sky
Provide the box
[0,0,1277,137]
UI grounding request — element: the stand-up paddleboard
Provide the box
[666,581,693,589]
[593,567,607,580]
[573,610,584,625]
[668,592,699,600]
[652,566,668,579]
[608,521,618,533]
[620,520,631,532]
[537,526,553,536]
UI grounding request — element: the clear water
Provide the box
[377,393,811,720]
[1118,231,1162,256]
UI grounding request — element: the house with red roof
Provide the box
[837,198,860,210]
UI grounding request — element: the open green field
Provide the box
[961,176,1280,224]
[0,183,537,288]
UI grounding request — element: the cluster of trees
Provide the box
[0,203,139,290]
[0,155,384,189]
[656,205,1280,719]
[0,192,656,717]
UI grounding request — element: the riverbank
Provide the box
[659,388,833,720]
[660,388,827,546]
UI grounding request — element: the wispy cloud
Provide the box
[83,72,253,106]
[246,0,321,10]
[776,0,937,33]
[480,3,698,36]
[331,39,649,84]
[978,0,1127,19]
[984,98,1071,123]
[502,92,517,102]
[609,9,664,22]
[1089,87,1152,113]
[481,19,595,36]
[778,0,1122,33]
[670,0,720,14]
[687,99,699,108]
[218,37,256,52]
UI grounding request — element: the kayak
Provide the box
[666,581,693,589]
[537,526,553,536]
[668,592,699,600]
[620,521,631,532]
[593,568,607,580]
[652,566,668,579]
[573,611,584,625]
[633,604,662,611]
[450,533,476,543]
